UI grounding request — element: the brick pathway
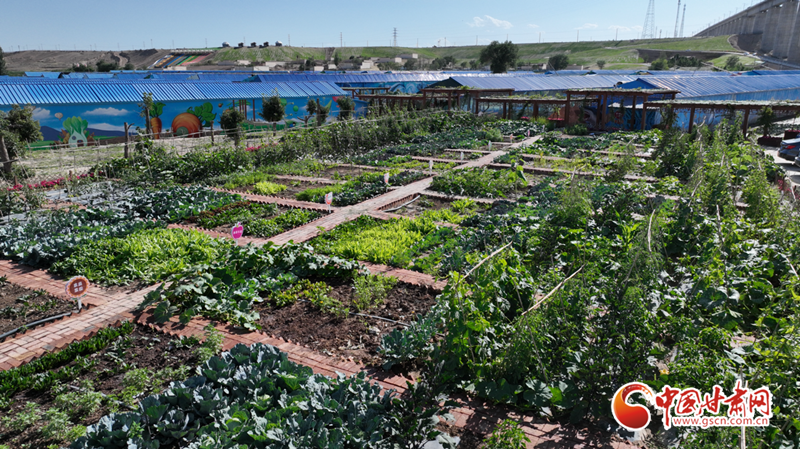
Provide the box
[0,132,638,448]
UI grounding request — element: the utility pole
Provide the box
[674,0,682,37]
[616,28,619,40]
[540,32,542,43]
[577,30,580,42]
[340,32,343,48]
[393,28,397,47]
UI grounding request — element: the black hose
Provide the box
[0,307,83,342]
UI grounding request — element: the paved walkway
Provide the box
[0,133,638,448]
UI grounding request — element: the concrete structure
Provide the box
[696,0,800,64]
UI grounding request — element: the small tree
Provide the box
[479,41,519,73]
[336,96,355,121]
[303,98,317,127]
[724,55,741,70]
[260,93,285,136]
[315,99,329,126]
[597,60,606,69]
[333,52,341,66]
[549,54,569,71]
[0,46,7,76]
[138,93,155,135]
[219,108,246,146]
[0,105,43,173]
[649,57,669,71]
[123,62,135,71]
[379,61,401,71]
[756,106,777,137]
[403,59,417,70]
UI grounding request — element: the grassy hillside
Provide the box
[207,36,737,68]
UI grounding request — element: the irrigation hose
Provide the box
[382,195,421,213]
[0,304,83,342]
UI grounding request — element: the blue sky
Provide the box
[2,0,757,52]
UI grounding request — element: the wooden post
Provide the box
[688,107,696,134]
[629,95,638,130]
[123,122,130,158]
[642,102,648,131]
[210,121,215,144]
[0,135,12,174]
[533,101,540,120]
[742,108,751,138]
[565,92,572,127]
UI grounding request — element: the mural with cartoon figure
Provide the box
[1,94,367,149]
[61,117,95,147]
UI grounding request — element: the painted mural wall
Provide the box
[1,95,367,148]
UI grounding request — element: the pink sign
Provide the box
[384,173,390,185]
[325,192,333,205]
[231,222,244,240]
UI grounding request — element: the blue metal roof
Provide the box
[0,81,345,106]
[24,72,61,78]
[620,75,800,98]
[444,75,637,92]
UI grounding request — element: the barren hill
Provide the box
[4,49,172,73]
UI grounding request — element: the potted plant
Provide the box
[756,106,782,147]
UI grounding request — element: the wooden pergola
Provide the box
[420,88,514,113]
[646,99,800,136]
[473,96,569,120]
[342,87,390,98]
[565,88,680,130]
[354,93,426,112]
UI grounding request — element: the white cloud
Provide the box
[468,17,486,28]
[468,15,513,29]
[528,24,540,29]
[609,25,631,31]
[32,108,51,120]
[632,25,643,32]
[86,123,126,132]
[84,107,132,117]
[576,23,599,30]
[486,15,513,29]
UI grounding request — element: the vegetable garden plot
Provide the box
[69,343,456,449]
[310,201,488,273]
[0,278,75,337]
[319,165,382,179]
[496,149,659,178]
[354,155,458,172]
[0,322,216,449]
[0,185,240,268]
[378,125,800,447]
[390,196,491,220]
[184,201,322,239]
[295,171,426,207]
[254,278,438,364]
[429,168,535,200]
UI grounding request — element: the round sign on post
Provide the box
[231,222,244,245]
[383,173,390,185]
[65,276,89,310]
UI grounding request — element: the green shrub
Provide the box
[194,324,224,363]
[253,181,288,195]
[248,208,322,238]
[565,123,589,136]
[484,419,530,449]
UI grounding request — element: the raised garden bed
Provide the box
[388,195,492,219]
[184,201,323,238]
